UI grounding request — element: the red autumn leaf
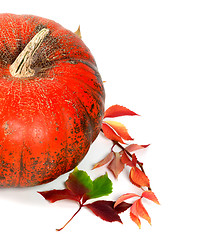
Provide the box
[38,189,79,203]
[114,201,132,214]
[85,200,122,223]
[104,104,139,118]
[121,151,135,167]
[131,153,138,166]
[129,166,150,188]
[104,120,134,141]
[65,168,93,201]
[130,212,141,229]
[92,200,131,214]
[130,199,151,228]
[92,152,114,169]
[141,191,160,205]
[125,144,150,152]
[107,152,124,178]
[135,199,151,225]
[120,152,140,168]
[102,122,125,144]
[114,193,140,208]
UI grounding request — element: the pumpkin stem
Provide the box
[9,28,49,78]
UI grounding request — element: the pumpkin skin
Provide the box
[0,13,105,187]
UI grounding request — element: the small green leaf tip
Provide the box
[88,173,113,199]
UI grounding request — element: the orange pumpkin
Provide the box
[0,13,105,187]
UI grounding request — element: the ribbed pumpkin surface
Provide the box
[0,13,105,187]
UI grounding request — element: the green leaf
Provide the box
[72,168,93,191]
[65,168,93,200]
[88,173,113,199]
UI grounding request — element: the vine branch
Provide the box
[100,128,151,190]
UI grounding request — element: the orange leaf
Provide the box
[92,152,114,170]
[130,212,141,229]
[114,193,140,208]
[130,201,141,229]
[136,199,151,225]
[74,25,82,39]
[131,153,138,166]
[121,151,135,167]
[102,122,125,144]
[129,167,150,188]
[141,191,160,205]
[130,199,151,228]
[125,144,150,152]
[104,120,134,141]
[104,104,139,118]
[107,152,124,178]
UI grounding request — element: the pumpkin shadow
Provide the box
[0,173,69,206]
[0,187,43,206]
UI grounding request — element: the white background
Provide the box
[0,0,213,239]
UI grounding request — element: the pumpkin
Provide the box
[0,13,105,187]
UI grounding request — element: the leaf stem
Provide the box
[56,204,82,231]
[101,128,144,171]
[113,140,145,172]
[100,129,151,190]
[111,142,116,152]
